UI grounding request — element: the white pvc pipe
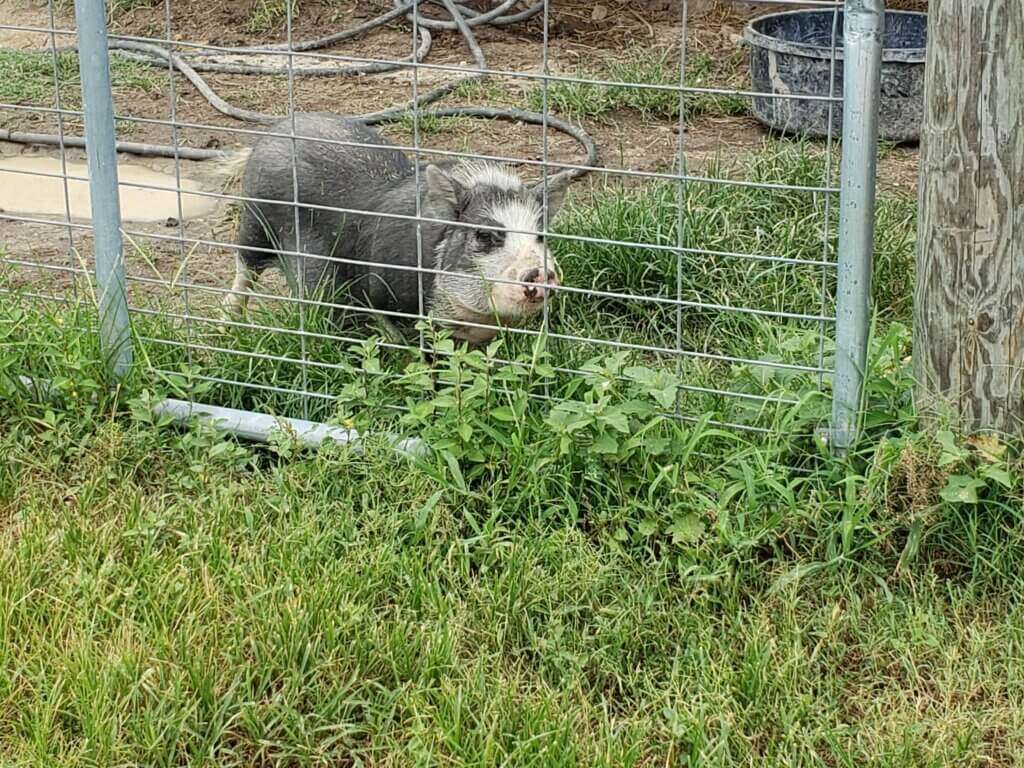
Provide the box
[17,376,427,457]
[153,398,427,456]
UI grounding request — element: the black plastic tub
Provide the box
[743,9,927,143]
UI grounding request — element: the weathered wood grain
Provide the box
[913,0,1023,433]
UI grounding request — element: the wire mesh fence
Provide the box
[0,0,882,447]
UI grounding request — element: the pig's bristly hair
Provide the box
[449,161,524,193]
[448,161,544,238]
[488,199,543,241]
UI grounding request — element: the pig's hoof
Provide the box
[217,294,247,333]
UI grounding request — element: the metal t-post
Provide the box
[74,0,132,379]
[830,0,884,453]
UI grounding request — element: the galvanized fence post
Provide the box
[830,0,884,453]
[73,0,132,379]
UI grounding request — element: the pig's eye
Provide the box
[475,229,504,249]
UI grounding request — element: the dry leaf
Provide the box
[591,4,608,22]
[966,434,1006,463]
[722,24,743,46]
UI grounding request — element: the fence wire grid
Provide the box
[0,0,882,444]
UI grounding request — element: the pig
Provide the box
[225,112,569,345]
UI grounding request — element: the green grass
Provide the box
[548,141,916,371]
[2,287,1024,765]
[392,111,474,137]
[530,49,748,122]
[452,77,518,104]
[0,49,165,107]
[245,0,301,34]
[1,140,1016,765]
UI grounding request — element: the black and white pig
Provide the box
[225,113,569,345]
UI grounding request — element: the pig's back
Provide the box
[243,113,412,210]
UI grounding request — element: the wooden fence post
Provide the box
[913,0,1024,432]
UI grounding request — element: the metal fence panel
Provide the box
[0,0,882,448]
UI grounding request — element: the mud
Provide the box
[0,155,219,222]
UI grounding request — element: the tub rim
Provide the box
[742,8,927,64]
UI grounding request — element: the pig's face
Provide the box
[424,163,568,331]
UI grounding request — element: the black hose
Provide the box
[0,128,230,160]
[107,39,281,124]
[378,107,599,181]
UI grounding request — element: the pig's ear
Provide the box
[530,173,570,219]
[424,164,462,218]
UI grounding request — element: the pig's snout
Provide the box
[520,267,558,302]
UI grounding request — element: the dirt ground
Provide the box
[0,0,923,316]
